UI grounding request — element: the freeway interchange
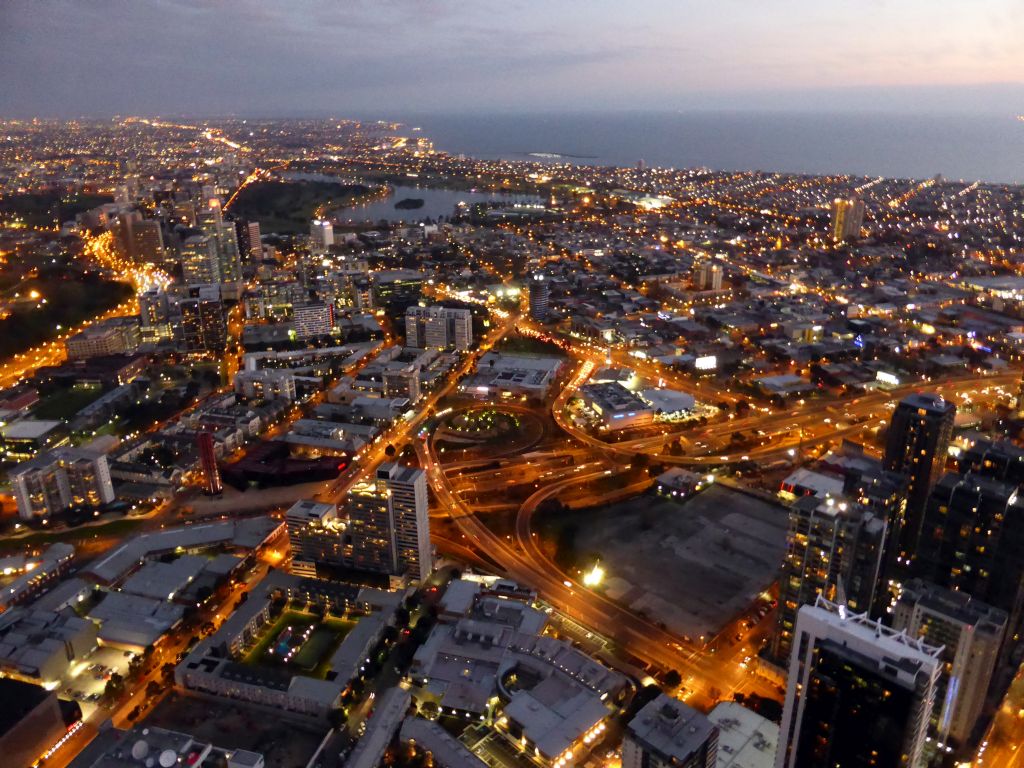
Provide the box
[411,309,1021,710]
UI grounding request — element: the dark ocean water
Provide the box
[395,112,1024,184]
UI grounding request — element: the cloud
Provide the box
[0,0,1021,116]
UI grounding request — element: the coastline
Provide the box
[394,111,1024,184]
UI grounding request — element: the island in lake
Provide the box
[394,197,425,210]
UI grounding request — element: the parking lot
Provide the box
[60,645,135,717]
[570,484,787,640]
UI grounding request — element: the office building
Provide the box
[776,597,941,768]
[892,578,1006,746]
[197,196,223,231]
[292,302,334,339]
[529,273,550,320]
[883,393,955,568]
[285,499,345,576]
[180,298,228,353]
[193,199,242,283]
[235,219,262,261]
[9,446,115,520]
[114,210,141,257]
[623,694,718,768]
[310,219,334,248]
[916,471,1024,637]
[181,234,220,284]
[405,305,473,351]
[771,495,887,663]
[831,196,865,242]
[377,462,431,581]
[172,200,196,226]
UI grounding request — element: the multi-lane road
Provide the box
[551,351,1020,467]
[419,433,779,710]
[0,230,169,390]
[415,307,1022,717]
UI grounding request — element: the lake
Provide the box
[330,184,544,224]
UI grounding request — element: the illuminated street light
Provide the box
[582,563,605,588]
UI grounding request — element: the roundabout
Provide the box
[433,404,545,457]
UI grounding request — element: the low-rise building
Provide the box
[84,516,284,586]
[175,571,400,719]
[411,579,627,767]
[87,591,185,652]
[623,695,718,768]
[401,717,488,768]
[347,688,411,768]
[0,678,69,768]
[578,382,654,431]
[0,543,75,612]
[0,419,68,461]
[707,701,778,768]
[461,352,565,400]
[68,724,265,768]
[0,607,98,685]
[654,468,709,499]
[234,369,297,401]
[66,317,141,360]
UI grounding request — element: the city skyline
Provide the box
[1,0,1023,118]
[3,1,1024,761]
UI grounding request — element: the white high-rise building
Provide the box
[10,447,115,520]
[377,462,431,582]
[405,305,473,351]
[776,597,942,768]
[310,219,334,249]
[892,578,1006,746]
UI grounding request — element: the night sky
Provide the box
[1,0,1022,117]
